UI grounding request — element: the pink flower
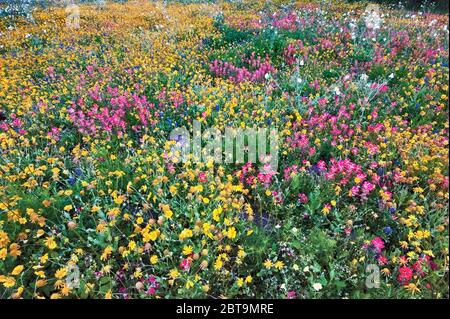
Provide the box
[371,237,385,253]
[198,172,208,183]
[378,255,388,266]
[298,193,308,204]
[180,258,192,271]
[287,291,296,299]
[397,266,413,284]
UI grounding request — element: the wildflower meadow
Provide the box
[0,0,448,300]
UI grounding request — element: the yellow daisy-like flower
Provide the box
[44,236,57,250]
[182,245,193,256]
[11,265,24,276]
[263,259,273,269]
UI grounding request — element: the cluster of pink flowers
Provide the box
[68,101,126,136]
[286,132,315,156]
[47,127,61,141]
[210,53,276,83]
[238,163,275,188]
[145,275,160,295]
[272,13,299,31]
[68,89,155,136]
[322,158,376,199]
[283,40,305,65]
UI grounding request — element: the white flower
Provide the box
[293,264,300,271]
[299,59,305,66]
[303,266,310,272]
[313,283,323,291]
[388,73,394,79]
[296,78,302,84]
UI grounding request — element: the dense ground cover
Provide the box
[0,0,448,299]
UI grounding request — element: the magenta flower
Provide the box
[371,237,385,253]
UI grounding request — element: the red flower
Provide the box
[397,266,413,284]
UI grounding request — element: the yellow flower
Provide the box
[105,290,112,299]
[274,261,285,270]
[143,229,160,242]
[12,286,24,299]
[179,228,193,240]
[63,205,73,211]
[50,293,61,299]
[128,240,137,251]
[36,279,47,288]
[226,227,237,240]
[91,205,101,213]
[169,269,179,279]
[214,258,223,270]
[2,276,16,288]
[263,259,273,269]
[42,200,51,208]
[182,245,193,256]
[101,246,113,261]
[113,195,125,205]
[236,278,244,287]
[133,268,142,279]
[11,265,24,276]
[55,267,67,279]
[405,282,420,294]
[150,255,158,264]
[245,275,252,283]
[40,253,49,264]
[45,236,57,250]
[169,185,178,195]
[185,280,194,289]
[161,204,173,219]
[0,248,7,260]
